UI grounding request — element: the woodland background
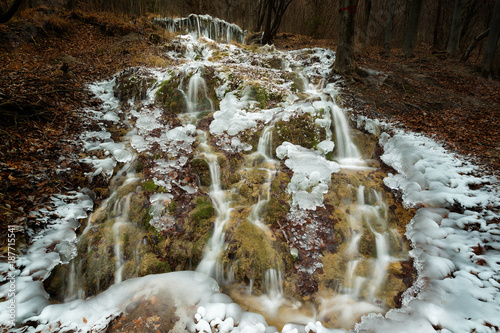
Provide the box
[2,0,498,73]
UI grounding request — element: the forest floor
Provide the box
[0,10,499,250]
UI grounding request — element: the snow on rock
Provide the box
[0,192,93,326]
[28,272,219,332]
[277,142,339,210]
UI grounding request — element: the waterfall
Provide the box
[15,36,423,333]
[257,125,274,159]
[196,137,232,279]
[330,104,361,162]
[342,185,397,300]
[186,71,214,114]
[155,14,247,44]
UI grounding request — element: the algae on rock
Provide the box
[114,68,157,102]
[155,76,187,114]
[274,113,327,151]
[221,219,292,290]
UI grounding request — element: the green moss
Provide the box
[191,158,211,187]
[263,171,291,225]
[155,77,187,114]
[141,180,158,192]
[190,196,214,221]
[377,269,407,308]
[128,191,149,225]
[319,250,348,292]
[274,113,326,150]
[137,253,171,276]
[222,219,290,288]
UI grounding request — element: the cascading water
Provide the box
[186,71,214,114]
[2,17,428,333]
[195,135,233,280]
[342,185,405,302]
[155,14,247,44]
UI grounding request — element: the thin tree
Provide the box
[0,0,24,23]
[259,0,294,44]
[333,0,359,75]
[402,0,423,58]
[384,0,396,56]
[359,0,372,53]
[432,0,443,50]
[447,0,469,57]
[482,0,500,77]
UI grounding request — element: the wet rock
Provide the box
[155,76,187,114]
[222,219,291,290]
[274,113,327,150]
[191,158,211,187]
[114,68,156,102]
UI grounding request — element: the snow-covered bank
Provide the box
[355,119,500,333]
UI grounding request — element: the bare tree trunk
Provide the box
[261,0,293,44]
[402,0,423,58]
[447,0,468,57]
[384,0,396,56]
[262,0,274,44]
[432,0,443,50]
[482,0,500,77]
[359,0,372,53]
[333,0,359,75]
[0,0,24,23]
[255,0,265,31]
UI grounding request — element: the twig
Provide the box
[24,88,83,96]
[0,129,16,140]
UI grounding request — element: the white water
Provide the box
[156,14,247,44]
[196,137,233,279]
[187,71,214,113]
[343,185,403,301]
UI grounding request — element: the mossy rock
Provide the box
[67,179,170,297]
[263,171,291,225]
[332,211,350,243]
[190,196,214,221]
[353,259,374,278]
[198,66,221,110]
[114,68,156,102]
[191,158,211,187]
[358,230,377,257]
[377,271,407,308]
[350,129,378,160]
[128,191,149,225]
[218,153,245,189]
[222,219,290,289]
[274,113,326,150]
[141,180,159,192]
[136,252,170,276]
[318,250,348,293]
[155,76,187,114]
[164,195,215,271]
[242,84,283,109]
